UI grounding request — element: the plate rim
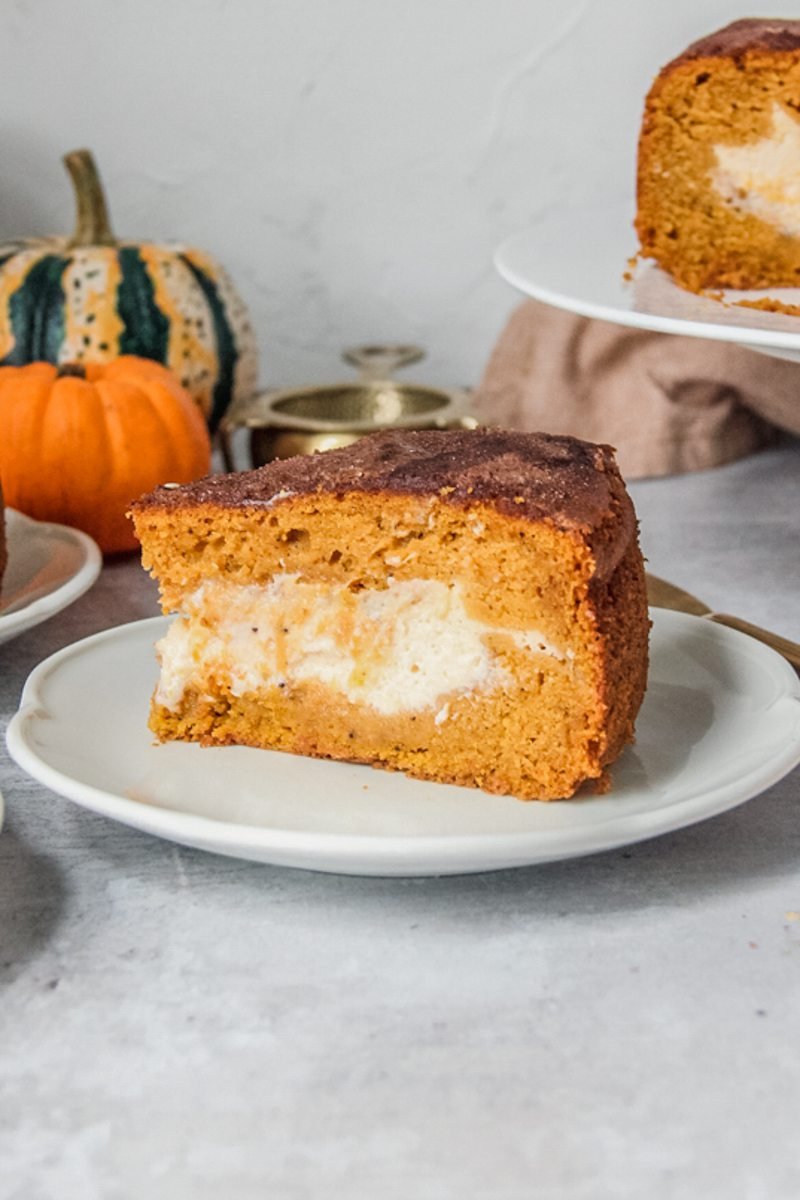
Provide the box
[6,610,800,873]
[494,212,800,352]
[0,508,102,641]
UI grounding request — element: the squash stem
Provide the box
[56,363,87,379]
[63,149,116,247]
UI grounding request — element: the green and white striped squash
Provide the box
[0,149,257,430]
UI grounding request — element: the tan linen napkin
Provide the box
[474,299,800,478]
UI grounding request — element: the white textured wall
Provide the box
[1,0,794,390]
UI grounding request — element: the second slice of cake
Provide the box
[636,19,800,291]
[131,429,649,801]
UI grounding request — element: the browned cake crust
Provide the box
[132,430,649,802]
[135,428,632,535]
[636,19,800,291]
[668,18,800,66]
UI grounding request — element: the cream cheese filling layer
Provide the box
[155,575,569,716]
[712,103,800,237]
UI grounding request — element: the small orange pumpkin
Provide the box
[0,355,211,553]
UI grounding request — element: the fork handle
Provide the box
[709,613,800,670]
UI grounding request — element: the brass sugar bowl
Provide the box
[218,344,477,470]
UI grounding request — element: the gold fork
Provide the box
[646,574,800,670]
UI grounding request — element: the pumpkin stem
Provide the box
[57,363,87,379]
[63,149,116,248]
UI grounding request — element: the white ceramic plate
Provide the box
[7,609,800,876]
[495,197,800,363]
[0,510,102,646]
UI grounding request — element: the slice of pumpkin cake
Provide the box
[131,429,649,801]
[636,18,800,291]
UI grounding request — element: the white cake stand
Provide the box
[494,197,800,365]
